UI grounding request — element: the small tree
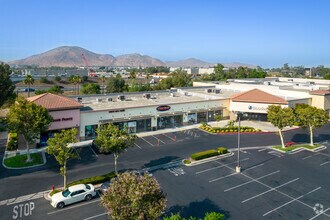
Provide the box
[267,105,295,148]
[81,83,101,95]
[94,124,137,174]
[100,172,167,220]
[24,74,35,97]
[164,212,225,220]
[0,63,16,107]
[295,105,329,146]
[7,97,52,161]
[46,128,79,189]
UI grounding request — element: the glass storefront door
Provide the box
[197,112,207,123]
[157,115,183,129]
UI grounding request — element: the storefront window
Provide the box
[85,125,98,140]
[136,119,152,133]
[188,113,197,124]
[127,121,137,134]
[197,112,207,123]
[157,115,183,129]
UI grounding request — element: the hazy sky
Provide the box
[1,0,330,67]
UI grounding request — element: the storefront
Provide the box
[27,93,82,146]
[229,89,288,121]
[157,114,183,129]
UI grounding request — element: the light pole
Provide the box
[236,112,242,173]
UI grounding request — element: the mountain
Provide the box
[9,46,164,67]
[9,46,115,67]
[7,46,257,68]
[114,53,165,67]
[166,58,214,68]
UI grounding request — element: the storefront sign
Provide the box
[156,105,171,112]
[248,106,267,111]
[53,117,73,122]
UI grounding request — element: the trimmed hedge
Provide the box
[190,147,229,161]
[217,147,228,154]
[68,172,116,187]
[200,125,259,133]
[191,149,218,161]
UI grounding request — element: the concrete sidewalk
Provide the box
[137,120,296,137]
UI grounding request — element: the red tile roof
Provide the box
[309,90,330,96]
[27,93,82,111]
[231,88,288,104]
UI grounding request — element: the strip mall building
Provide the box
[27,77,330,142]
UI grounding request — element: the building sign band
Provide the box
[53,117,73,122]
[156,105,171,112]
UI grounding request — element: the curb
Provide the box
[271,145,327,154]
[184,152,234,166]
[2,151,47,170]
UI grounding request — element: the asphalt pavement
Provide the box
[0,123,329,219]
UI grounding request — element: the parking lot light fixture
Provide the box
[236,112,242,173]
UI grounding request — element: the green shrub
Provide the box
[201,122,209,127]
[191,149,219,161]
[217,147,228,154]
[7,132,18,151]
[184,159,191,164]
[50,189,61,196]
[68,172,116,187]
[230,129,233,132]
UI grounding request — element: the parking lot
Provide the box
[152,146,330,220]
[134,128,210,149]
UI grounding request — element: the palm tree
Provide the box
[23,75,35,97]
[100,75,106,94]
[74,75,82,95]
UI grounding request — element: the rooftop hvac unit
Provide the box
[214,89,221,94]
[96,98,102,102]
[143,93,151,99]
[170,92,175,97]
[76,97,82,102]
[107,98,112,102]
[184,92,189,96]
[117,95,125,101]
[205,89,212,93]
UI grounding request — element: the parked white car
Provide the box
[51,184,96,208]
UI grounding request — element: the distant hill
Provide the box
[7,46,257,68]
[166,58,214,68]
[114,53,165,67]
[9,46,164,67]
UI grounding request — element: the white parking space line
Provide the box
[161,133,175,141]
[263,187,322,217]
[258,149,267,152]
[320,161,330,166]
[211,158,323,212]
[243,163,264,171]
[140,137,154,146]
[89,145,98,158]
[309,208,330,220]
[134,143,142,149]
[242,178,299,203]
[196,158,250,174]
[152,135,165,144]
[47,199,101,215]
[84,212,108,220]
[302,153,320,160]
[268,151,283,157]
[209,172,238,182]
[224,170,280,192]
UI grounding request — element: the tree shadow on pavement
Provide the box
[291,133,330,143]
[163,198,230,219]
[143,156,181,168]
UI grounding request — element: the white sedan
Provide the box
[51,184,96,208]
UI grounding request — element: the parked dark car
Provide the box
[24,88,35,92]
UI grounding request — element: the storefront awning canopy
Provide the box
[99,115,153,124]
